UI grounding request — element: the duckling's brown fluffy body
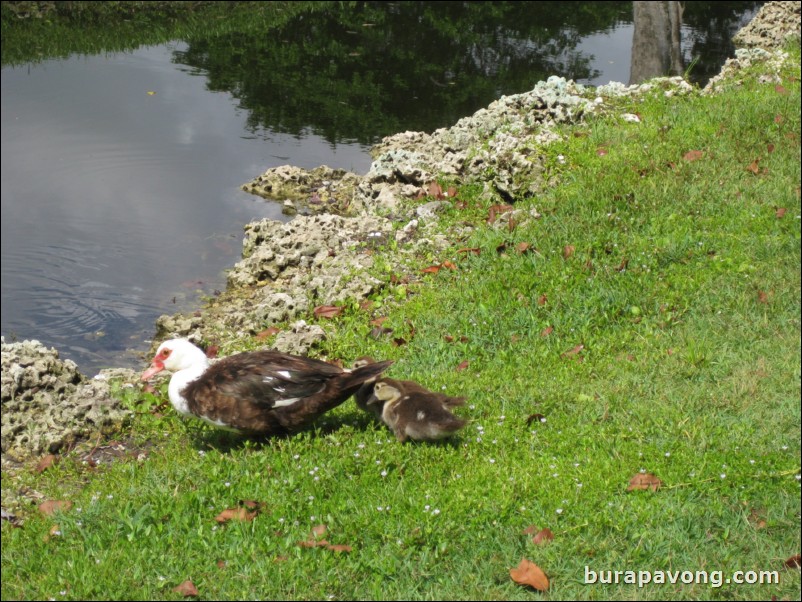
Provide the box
[370,381,467,442]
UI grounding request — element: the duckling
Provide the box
[352,357,466,420]
[369,381,467,443]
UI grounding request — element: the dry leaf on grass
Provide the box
[35,454,58,474]
[314,305,344,319]
[255,327,280,340]
[533,528,555,545]
[510,558,549,591]
[214,507,258,524]
[784,555,801,570]
[627,472,663,492]
[38,500,73,516]
[173,580,199,597]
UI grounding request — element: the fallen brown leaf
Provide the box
[487,204,514,224]
[563,245,575,259]
[326,544,352,553]
[456,360,470,372]
[173,580,199,597]
[540,326,554,337]
[205,345,219,359]
[314,305,344,319]
[627,472,663,492]
[561,344,584,358]
[441,260,457,270]
[757,290,769,304]
[784,554,801,569]
[457,247,481,256]
[428,181,444,198]
[311,524,327,538]
[526,413,546,426]
[369,326,393,339]
[596,147,609,156]
[537,294,547,306]
[510,558,549,592]
[421,265,441,274]
[746,159,761,175]
[775,84,789,95]
[776,207,787,218]
[533,528,555,545]
[255,327,280,340]
[35,454,58,474]
[683,149,704,162]
[215,507,257,524]
[516,242,533,254]
[38,500,73,516]
[370,316,388,326]
[298,539,330,548]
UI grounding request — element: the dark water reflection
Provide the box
[0,2,762,374]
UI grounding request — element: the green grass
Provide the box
[2,51,800,600]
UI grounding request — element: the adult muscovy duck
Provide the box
[141,339,392,436]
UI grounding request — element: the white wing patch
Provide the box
[416,410,427,421]
[276,370,292,379]
[272,397,301,408]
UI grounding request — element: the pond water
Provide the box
[0,2,762,375]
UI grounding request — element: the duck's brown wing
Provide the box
[183,351,344,411]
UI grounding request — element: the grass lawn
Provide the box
[2,49,800,600]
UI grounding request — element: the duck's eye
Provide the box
[161,349,172,359]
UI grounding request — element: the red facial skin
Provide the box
[140,347,172,381]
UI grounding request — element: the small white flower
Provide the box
[720,473,726,479]
[225,482,231,487]
[489,458,496,464]
[381,470,388,477]
[293,454,300,459]
[664,452,670,457]
[556,508,563,514]
[432,508,441,515]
